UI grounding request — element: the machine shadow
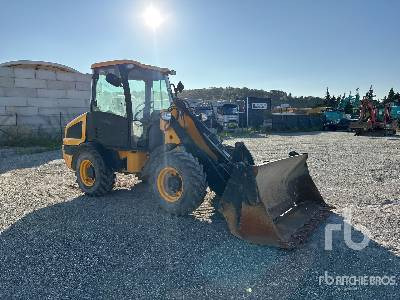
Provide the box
[0,184,399,299]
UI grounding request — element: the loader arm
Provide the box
[162,98,233,196]
[172,98,230,162]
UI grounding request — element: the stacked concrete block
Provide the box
[14,68,35,79]
[14,78,47,89]
[0,61,92,139]
[0,77,14,88]
[0,115,16,126]
[36,69,57,80]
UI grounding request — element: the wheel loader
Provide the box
[62,60,329,248]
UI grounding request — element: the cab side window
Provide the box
[95,74,126,117]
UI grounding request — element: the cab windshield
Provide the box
[128,68,172,120]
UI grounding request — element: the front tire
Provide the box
[148,147,207,215]
[75,147,115,196]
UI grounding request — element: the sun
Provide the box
[143,5,164,30]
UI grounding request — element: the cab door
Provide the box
[87,72,130,149]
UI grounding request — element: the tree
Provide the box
[344,101,353,114]
[180,87,324,108]
[324,87,331,106]
[365,85,375,101]
[330,95,337,108]
[336,95,342,107]
[354,88,361,108]
[395,92,400,105]
[387,88,396,103]
[365,85,380,106]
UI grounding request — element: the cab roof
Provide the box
[91,60,172,74]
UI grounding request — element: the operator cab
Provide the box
[89,60,175,150]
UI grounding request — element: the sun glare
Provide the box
[143,5,164,30]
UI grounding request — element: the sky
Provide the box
[0,0,399,98]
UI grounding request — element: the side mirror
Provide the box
[171,81,185,96]
[106,73,122,87]
[177,81,184,93]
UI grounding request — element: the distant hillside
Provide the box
[180,87,324,108]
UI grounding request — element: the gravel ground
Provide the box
[0,132,399,299]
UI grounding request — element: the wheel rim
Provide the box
[157,167,183,202]
[79,159,95,187]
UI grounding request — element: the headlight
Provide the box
[160,111,172,121]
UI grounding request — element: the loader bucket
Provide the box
[220,154,330,248]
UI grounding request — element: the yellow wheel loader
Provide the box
[63,60,329,248]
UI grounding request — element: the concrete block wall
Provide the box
[0,64,91,139]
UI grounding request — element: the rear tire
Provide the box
[148,147,207,215]
[75,147,115,196]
